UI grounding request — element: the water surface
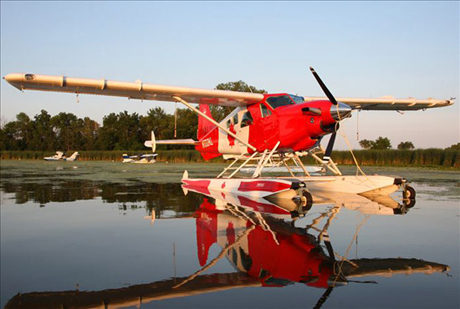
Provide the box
[1,161,459,308]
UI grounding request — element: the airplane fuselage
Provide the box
[195,93,349,159]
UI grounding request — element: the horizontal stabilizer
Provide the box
[144,139,199,148]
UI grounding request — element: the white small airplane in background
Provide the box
[44,151,79,162]
[122,153,157,164]
[44,151,64,161]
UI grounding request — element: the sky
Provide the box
[1,1,459,150]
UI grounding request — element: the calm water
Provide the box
[1,160,459,308]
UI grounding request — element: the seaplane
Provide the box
[44,151,79,162]
[4,68,454,204]
[43,151,64,161]
[122,153,157,164]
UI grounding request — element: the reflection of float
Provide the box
[6,187,449,309]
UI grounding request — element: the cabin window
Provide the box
[260,103,272,118]
[241,111,253,127]
[233,114,239,125]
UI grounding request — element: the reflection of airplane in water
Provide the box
[6,186,449,308]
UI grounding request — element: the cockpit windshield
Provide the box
[265,94,305,109]
[289,94,305,104]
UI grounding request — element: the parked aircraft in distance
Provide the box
[44,151,79,162]
[122,153,157,164]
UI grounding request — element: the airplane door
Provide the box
[258,103,278,148]
[234,110,250,152]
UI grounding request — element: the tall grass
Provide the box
[1,149,459,168]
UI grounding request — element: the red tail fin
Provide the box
[196,104,221,160]
[197,104,215,140]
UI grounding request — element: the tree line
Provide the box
[0,108,200,151]
[359,137,415,150]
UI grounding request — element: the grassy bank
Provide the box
[1,149,459,168]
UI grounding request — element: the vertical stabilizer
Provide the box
[197,104,216,140]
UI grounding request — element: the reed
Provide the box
[1,149,458,168]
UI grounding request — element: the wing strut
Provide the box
[173,96,257,152]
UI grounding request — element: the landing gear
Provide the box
[403,185,416,208]
[300,190,313,211]
[403,185,416,199]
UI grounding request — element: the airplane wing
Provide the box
[3,73,264,107]
[303,96,454,111]
[4,73,453,110]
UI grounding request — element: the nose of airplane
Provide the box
[330,102,352,121]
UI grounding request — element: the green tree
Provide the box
[31,110,56,151]
[215,80,266,94]
[116,111,142,150]
[175,108,198,139]
[51,112,84,151]
[371,136,392,150]
[211,80,266,122]
[359,137,392,150]
[397,141,415,150]
[359,139,373,149]
[446,143,460,150]
[97,111,143,150]
[81,117,99,150]
[97,113,119,150]
[1,122,21,150]
[140,107,174,140]
[1,113,35,150]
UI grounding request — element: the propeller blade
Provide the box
[313,287,334,309]
[309,67,338,105]
[322,132,336,165]
[322,232,336,262]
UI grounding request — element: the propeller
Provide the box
[322,132,336,165]
[309,67,338,106]
[309,67,340,165]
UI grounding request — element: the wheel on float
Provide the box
[403,186,416,200]
[301,190,313,211]
[403,198,416,208]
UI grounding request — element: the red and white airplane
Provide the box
[3,68,454,202]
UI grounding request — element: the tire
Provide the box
[404,186,416,200]
[301,190,313,211]
[404,198,416,208]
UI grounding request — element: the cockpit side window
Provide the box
[260,103,272,118]
[241,111,253,127]
[233,114,239,125]
[289,94,305,104]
